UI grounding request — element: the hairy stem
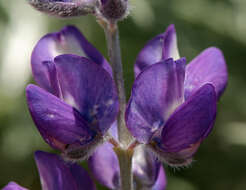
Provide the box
[98,19,134,190]
[102,21,132,147]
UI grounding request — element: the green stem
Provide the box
[114,147,134,190]
[98,19,134,190]
[102,21,132,147]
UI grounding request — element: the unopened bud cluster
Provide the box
[28,0,129,21]
[98,0,128,21]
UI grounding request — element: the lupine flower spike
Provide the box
[24,23,227,189]
[2,0,228,189]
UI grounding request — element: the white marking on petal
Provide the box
[106,99,114,106]
[165,99,183,120]
[48,114,55,119]
[151,121,162,133]
[64,93,79,110]
[55,34,87,57]
[169,32,180,60]
[91,104,100,116]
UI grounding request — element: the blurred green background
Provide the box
[0,0,246,189]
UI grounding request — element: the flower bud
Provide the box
[28,0,97,17]
[98,0,129,21]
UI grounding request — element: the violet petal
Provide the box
[35,151,96,190]
[55,54,119,135]
[184,47,228,100]
[134,24,180,77]
[26,84,95,150]
[152,165,167,190]
[89,142,120,189]
[133,145,160,187]
[160,83,217,153]
[2,182,28,190]
[31,26,112,93]
[42,61,61,97]
[126,58,186,143]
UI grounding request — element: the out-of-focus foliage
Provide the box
[0,0,246,189]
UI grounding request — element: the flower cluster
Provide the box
[3,22,227,189]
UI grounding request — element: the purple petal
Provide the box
[28,0,96,17]
[152,84,216,166]
[2,182,28,190]
[42,61,61,97]
[161,84,216,151]
[133,145,160,187]
[162,24,180,60]
[126,58,186,143]
[152,166,167,190]
[184,47,228,100]
[100,0,108,4]
[89,142,120,189]
[31,26,112,93]
[134,24,180,77]
[26,84,95,150]
[35,151,96,190]
[55,54,119,134]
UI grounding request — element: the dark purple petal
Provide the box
[100,0,108,4]
[26,84,96,150]
[133,145,160,187]
[35,151,96,190]
[2,182,28,190]
[28,0,96,17]
[31,26,112,93]
[55,54,119,134]
[134,24,180,77]
[89,142,120,189]
[153,84,216,165]
[184,47,228,100]
[126,58,186,143]
[152,166,167,190]
[42,61,61,97]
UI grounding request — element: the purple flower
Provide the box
[3,151,96,190]
[31,25,112,95]
[34,151,96,190]
[27,26,119,160]
[28,0,97,17]
[126,25,228,166]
